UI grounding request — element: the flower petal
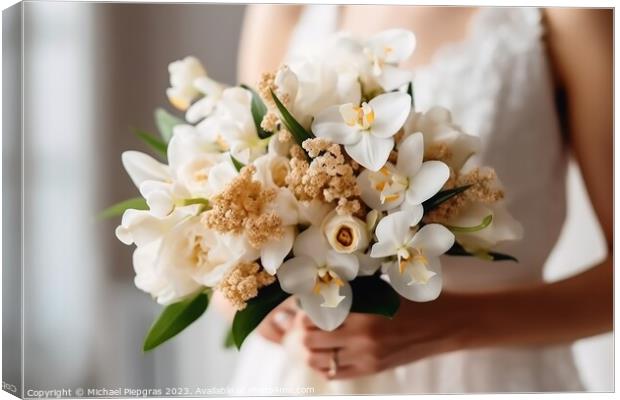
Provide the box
[408,224,455,257]
[277,255,317,294]
[367,29,416,64]
[386,257,443,302]
[298,283,352,331]
[368,92,411,138]
[326,250,359,281]
[345,134,393,172]
[261,226,295,275]
[374,207,423,246]
[405,160,450,205]
[397,132,424,178]
[311,105,362,145]
[375,64,414,91]
[357,169,387,211]
[450,202,524,250]
[297,200,334,226]
[121,151,170,188]
[357,252,383,276]
[292,226,328,265]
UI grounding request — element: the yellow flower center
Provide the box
[340,102,375,130]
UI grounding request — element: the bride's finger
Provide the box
[301,328,350,350]
[303,348,355,371]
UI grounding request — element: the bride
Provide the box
[220,5,612,394]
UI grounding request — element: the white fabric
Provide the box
[230,6,584,394]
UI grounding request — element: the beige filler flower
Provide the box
[202,165,284,248]
[286,138,362,215]
[424,167,504,223]
[217,262,275,310]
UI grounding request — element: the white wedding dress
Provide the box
[230,6,585,394]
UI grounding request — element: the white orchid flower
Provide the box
[275,62,361,130]
[370,207,454,302]
[166,56,207,111]
[185,76,224,124]
[404,106,481,172]
[329,29,416,92]
[358,132,450,210]
[277,227,359,331]
[312,91,411,171]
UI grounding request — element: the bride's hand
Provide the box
[295,293,470,380]
[256,297,298,344]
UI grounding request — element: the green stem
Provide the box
[445,214,493,233]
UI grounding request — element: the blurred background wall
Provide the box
[13,1,612,393]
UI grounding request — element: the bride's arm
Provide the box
[237,5,303,85]
[294,8,613,380]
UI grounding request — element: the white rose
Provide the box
[322,211,370,254]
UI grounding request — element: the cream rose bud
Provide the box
[323,213,370,254]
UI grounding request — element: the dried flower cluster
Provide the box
[218,262,275,310]
[202,165,284,248]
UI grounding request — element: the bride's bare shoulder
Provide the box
[543,8,612,88]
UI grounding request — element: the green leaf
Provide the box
[270,89,314,149]
[154,107,184,143]
[406,81,415,108]
[446,241,519,262]
[240,84,271,139]
[223,328,235,349]
[134,129,168,159]
[422,185,472,214]
[232,282,290,349]
[230,153,246,172]
[445,214,493,233]
[143,291,209,352]
[350,275,400,318]
[98,197,148,219]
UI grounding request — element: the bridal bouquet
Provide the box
[106,29,522,351]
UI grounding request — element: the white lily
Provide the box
[403,106,481,172]
[277,227,359,331]
[330,29,416,92]
[166,56,207,111]
[312,91,411,171]
[185,76,224,123]
[358,132,450,210]
[370,207,454,302]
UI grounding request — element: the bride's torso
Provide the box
[288,6,568,292]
